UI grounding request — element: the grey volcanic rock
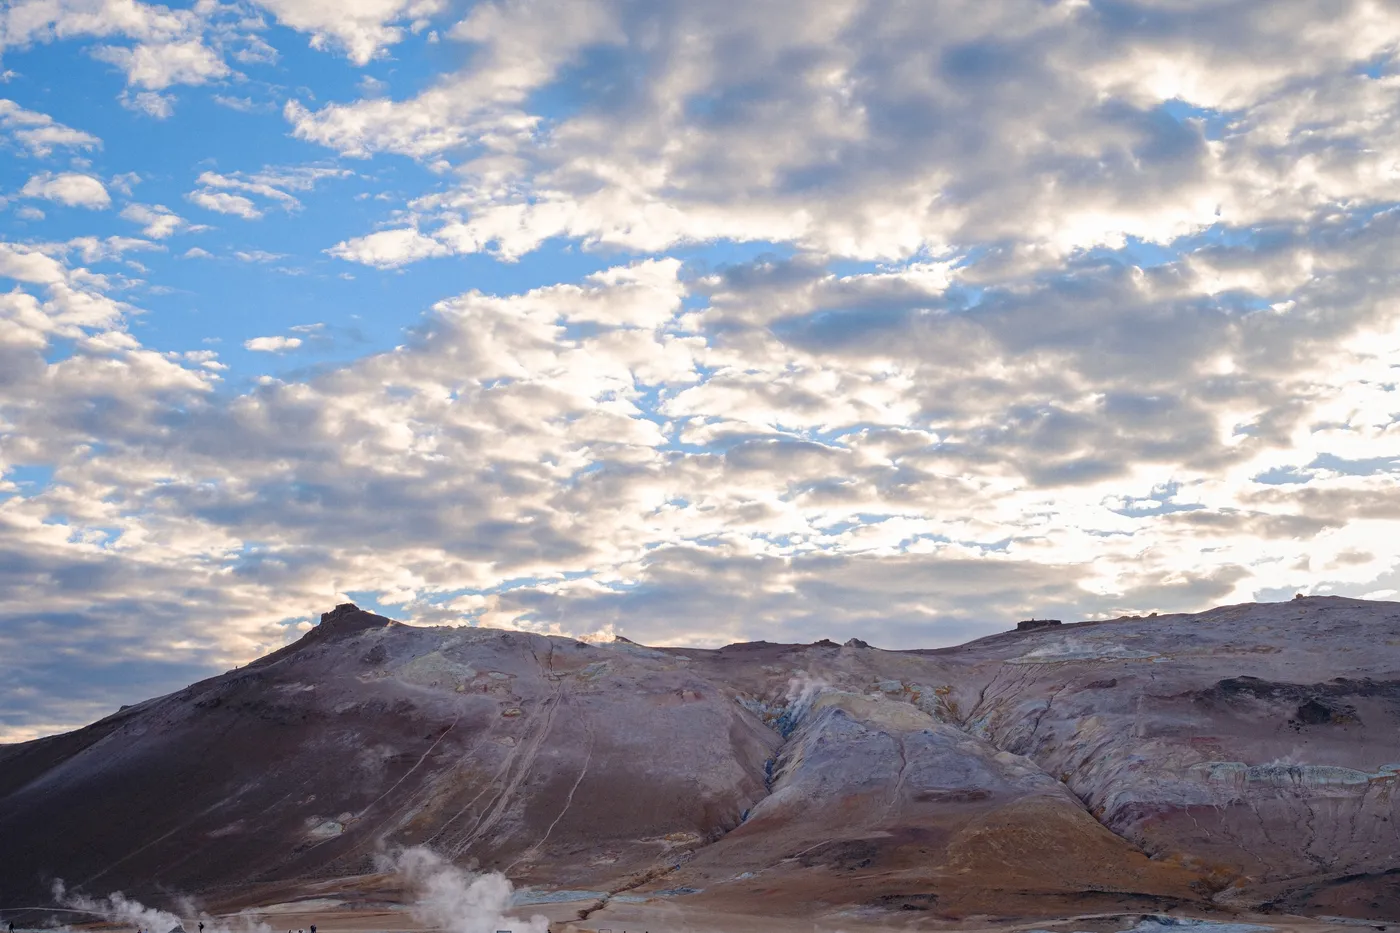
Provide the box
[2,596,1400,922]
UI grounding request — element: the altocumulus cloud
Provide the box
[6,0,1400,740]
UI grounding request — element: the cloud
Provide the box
[288,0,1400,267]
[234,249,287,263]
[108,172,140,196]
[20,172,111,208]
[186,164,350,219]
[120,203,193,238]
[65,235,163,263]
[283,0,618,159]
[213,94,260,112]
[7,232,1400,738]
[0,0,247,126]
[16,0,1400,744]
[244,335,303,351]
[0,241,67,283]
[0,0,196,49]
[119,89,175,118]
[0,98,100,155]
[187,189,261,218]
[94,38,230,89]
[182,246,213,259]
[252,0,447,66]
[327,228,447,267]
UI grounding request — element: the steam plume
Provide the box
[52,882,270,933]
[385,847,549,933]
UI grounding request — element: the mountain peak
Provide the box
[317,602,391,635]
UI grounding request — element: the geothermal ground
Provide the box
[4,596,1400,932]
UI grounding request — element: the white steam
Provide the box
[784,671,831,722]
[52,882,270,933]
[383,847,549,933]
[49,848,544,933]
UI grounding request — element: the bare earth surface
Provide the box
[4,596,1400,929]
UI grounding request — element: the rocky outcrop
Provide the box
[946,597,1400,918]
[1016,618,1063,632]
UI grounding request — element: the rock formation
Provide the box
[2,597,1399,924]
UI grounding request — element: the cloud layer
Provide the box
[5,0,1400,741]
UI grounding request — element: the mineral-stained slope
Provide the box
[937,598,1400,918]
[2,596,1399,922]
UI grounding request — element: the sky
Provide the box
[4,0,1400,741]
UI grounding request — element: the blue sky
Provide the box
[5,0,1400,740]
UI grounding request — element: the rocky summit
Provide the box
[3,596,1400,926]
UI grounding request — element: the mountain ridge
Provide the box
[3,595,1399,925]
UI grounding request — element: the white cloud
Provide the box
[195,170,298,206]
[15,206,43,220]
[244,334,302,351]
[108,172,140,196]
[0,0,249,117]
[66,234,162,263]
[182,246,213,258]
[234,249,286,262]
[212,94,259,112]
[94,38,230,89]
[251,0,447,66]
[187,189,261,218]
[120,203,192,238]
[283,0,621,158]
[0,241,67,283]
[327,227,447,267]
[20,172,111,209]
[0,99,100,156]
[186,164,350,220]
[119,89,174,118]
[0,0,196,49]
[232,34,279,65]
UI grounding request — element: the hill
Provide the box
[3,596,1400,925]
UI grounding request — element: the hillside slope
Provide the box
[2,596,1398,922]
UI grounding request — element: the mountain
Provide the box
[3,596,1400,926]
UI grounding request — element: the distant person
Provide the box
[310,925,316,933]
[199,924,205,933]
